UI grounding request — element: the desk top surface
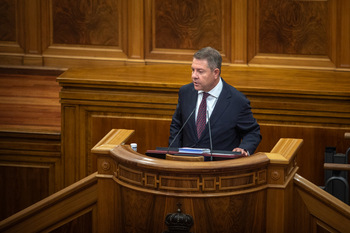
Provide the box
[57,65,350,96]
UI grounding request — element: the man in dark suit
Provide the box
[169,47,261,156]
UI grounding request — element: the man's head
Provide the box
[191,47,222,92]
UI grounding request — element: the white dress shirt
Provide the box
[195,78,223,122]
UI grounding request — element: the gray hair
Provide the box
[193,47,222,75]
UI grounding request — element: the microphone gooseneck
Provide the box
[167,107,196,154]
[207,109,213,161]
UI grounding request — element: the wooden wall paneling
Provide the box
[0,0,17,42]
[247,0,258,63]
[231,0,247,65]
[42,0,129,68]
[86,108,172,176]
[62,105,79,187]
[0,0,44,66]
[127,0,145,63]
[337,0,350,70]
[0,154,62,221]
[0,162,49,221]
[327,0,337,66]
[22,0,43,66]
[248,0,337,70]
[259,0,327,55]
[144,0,232,63]
[0,0,25,66]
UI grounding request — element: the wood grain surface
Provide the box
[0,0,16,42]
[154,0,222,50]
[259,0,327,55]
[0,73,61,133]
[52,0,120,46]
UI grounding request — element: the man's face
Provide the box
[191,58,220,92]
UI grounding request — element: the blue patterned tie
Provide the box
[197,92,209,139]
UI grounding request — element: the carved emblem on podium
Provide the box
[101,161,110,171]
[163,202,194,233]
[271,171,281,181]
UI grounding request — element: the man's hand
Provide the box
[233,148,249,156]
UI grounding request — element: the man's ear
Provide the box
[214,68,220,79]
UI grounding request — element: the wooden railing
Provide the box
[294,174,350,232]
[0,173,98,233]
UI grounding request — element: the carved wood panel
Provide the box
[154,0,222,50]
[0,0,24,59]
[42,0,128,68]
[248,0,337,69]
[0,0,16,42]
[52,0,120,46]
[259,0,327,55]
[145,0,231,62]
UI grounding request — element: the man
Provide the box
[169,47,261,157]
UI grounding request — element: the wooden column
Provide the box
[265,138,303,233]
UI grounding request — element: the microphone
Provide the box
[167,107,196,154]
[207,109,213,161]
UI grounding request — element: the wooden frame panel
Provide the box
[41,0,128,68]
[0,0,26,66]
[144,0,232,63]
[0,155,62,221]
[248,0,337,70]
[337,0,350,69]
[231,0,248,64]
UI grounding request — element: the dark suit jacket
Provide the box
[169,79,261,155]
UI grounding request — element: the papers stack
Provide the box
[178,147,211,154]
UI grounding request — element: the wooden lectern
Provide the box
[92,129,303,233]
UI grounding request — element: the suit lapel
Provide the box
[207,80,231,129]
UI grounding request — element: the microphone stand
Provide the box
[207,110,213,161]
[167,107,196,155]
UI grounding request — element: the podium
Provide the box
[92,129,303,233]
[3,129,349,233]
